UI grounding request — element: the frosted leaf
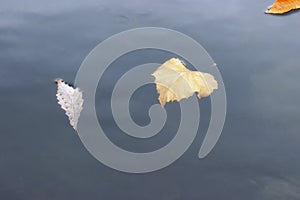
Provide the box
[56,79,83,131]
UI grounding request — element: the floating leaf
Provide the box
[265,0,300,14]
[56,79,83,130]
[152,58,218,106]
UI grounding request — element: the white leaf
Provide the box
[56,79,83,131]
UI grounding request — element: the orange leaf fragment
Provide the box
[265,0,300,14]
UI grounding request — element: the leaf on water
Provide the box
[56,79,83,131]
[265,0,300,14]
[152,58,218,106]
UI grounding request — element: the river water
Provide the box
[1,0,300,199]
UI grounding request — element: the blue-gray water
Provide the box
[1,0,300,199]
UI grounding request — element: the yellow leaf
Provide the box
[265,0,300,14]
[152,58,218,106]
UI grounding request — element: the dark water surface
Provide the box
[1,0,300,199]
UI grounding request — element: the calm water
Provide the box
[1,0,300,199]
